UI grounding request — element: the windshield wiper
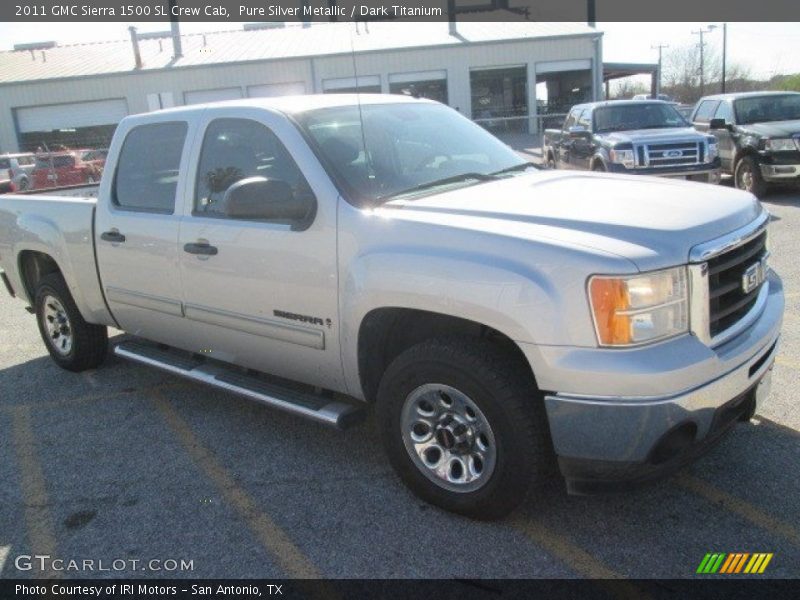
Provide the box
[490,161,538,176]
[379,172,496,201]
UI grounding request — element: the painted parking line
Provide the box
[9,405,61,579]
[675,474,800,547]
[509,517,647,599]
[150,391,323,579]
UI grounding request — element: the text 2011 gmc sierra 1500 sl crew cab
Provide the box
[0,95,784,518]
[543,100,721,182]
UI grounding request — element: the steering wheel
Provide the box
[413,152,449,172]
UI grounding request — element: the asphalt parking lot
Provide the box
[0,180,798,583]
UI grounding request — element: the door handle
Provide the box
[100,230,126,243]
[183,242,218,256]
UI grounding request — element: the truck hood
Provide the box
[381,171,763,272]
[601,126,706,144]
[738,120,800,138]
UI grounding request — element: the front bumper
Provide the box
[760,162,800,181]
[529,271,783,493]
[607,158,721,181]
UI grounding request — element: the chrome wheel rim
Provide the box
[41,295,73,356]
[738,165,753,191]
[400,384,497,493]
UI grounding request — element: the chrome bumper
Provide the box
[760,163,800,179]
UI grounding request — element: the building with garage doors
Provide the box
[0,20,603,153]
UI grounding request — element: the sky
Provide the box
[0,21,797,80]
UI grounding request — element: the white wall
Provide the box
[0,34,598,152]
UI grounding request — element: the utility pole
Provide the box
[692,26,717,97]
[651,43,669,98]
[721,23,728,93]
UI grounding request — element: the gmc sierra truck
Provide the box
[691,91,800,197]
[543,100,721,182]
[0,95,783,519]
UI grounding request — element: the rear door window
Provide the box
[113,122,187,213]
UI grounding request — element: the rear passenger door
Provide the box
[95,117,193,340]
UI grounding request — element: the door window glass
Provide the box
[194,118,313,219]
[113,122,187,213]
[694,100,720,122]
[714,101,734,123]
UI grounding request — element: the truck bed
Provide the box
[0,186,109,325]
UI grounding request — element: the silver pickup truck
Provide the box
[0,95,783,519]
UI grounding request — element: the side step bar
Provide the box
[114,341,365,429]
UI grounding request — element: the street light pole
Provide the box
[721,23,728,93]
[651,43,669,98]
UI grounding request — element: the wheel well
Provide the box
[357,308,536,403]
[18,251,62,301]
[734,147,759,169]
[590,156,604,170]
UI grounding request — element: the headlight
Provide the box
[610,148,635,168]
[707,138,719,161]
[764,138,796,152]
[588,266,688,346]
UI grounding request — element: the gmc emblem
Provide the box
[742,257,768,294]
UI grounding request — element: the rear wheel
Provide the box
[376,336,551,519]
[18,177,30,191]
[546,153,557,169]
[34,273,108,372]
[735,156,768,197]
[592,160,607,172]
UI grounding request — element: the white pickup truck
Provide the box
[0,95,784,519]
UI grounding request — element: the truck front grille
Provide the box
[635,140,704,168]
[707,231,768,337]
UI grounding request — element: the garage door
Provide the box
[16,99,128,133]
[247,82,306,98]
[184,87,243,105]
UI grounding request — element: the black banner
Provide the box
[3,579,800,600]
[2,0,800,22]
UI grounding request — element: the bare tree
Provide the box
[661,43,753,103]
[609,78,649,99]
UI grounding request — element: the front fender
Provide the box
[339,249,565,399]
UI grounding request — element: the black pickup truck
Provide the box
[543,100,721,182]
[691,91,800,197]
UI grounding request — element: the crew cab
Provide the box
[691,91,800,197]
[543,100,721,183]
[0,96,783,518]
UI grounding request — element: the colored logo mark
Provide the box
[696,553,773,574]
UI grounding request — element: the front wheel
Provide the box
[735,156,768,197]
[34,273,108,371]
[376,337,552,519]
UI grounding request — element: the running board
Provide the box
[114,340,364,429]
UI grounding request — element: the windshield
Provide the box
[594,103,688,133]
[294,102,531,203]
[734,94,800,124]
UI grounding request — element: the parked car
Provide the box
[633,93,674,102]
[0,153,36,191]
[79,148,109,172]
[543,100,721,182]
[0,95,782,519]
[32,151,103,189]
[691,91,800,197]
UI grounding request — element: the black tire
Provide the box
[592,160,607,172]
[19,177,30,191]
[546,152,557,169]
[735,155,768,198]
[34,273,108,372]
[376,336,552,520]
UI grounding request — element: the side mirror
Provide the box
[708,118,729,130]
[568,125,591,139]
[222,177,315,228]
